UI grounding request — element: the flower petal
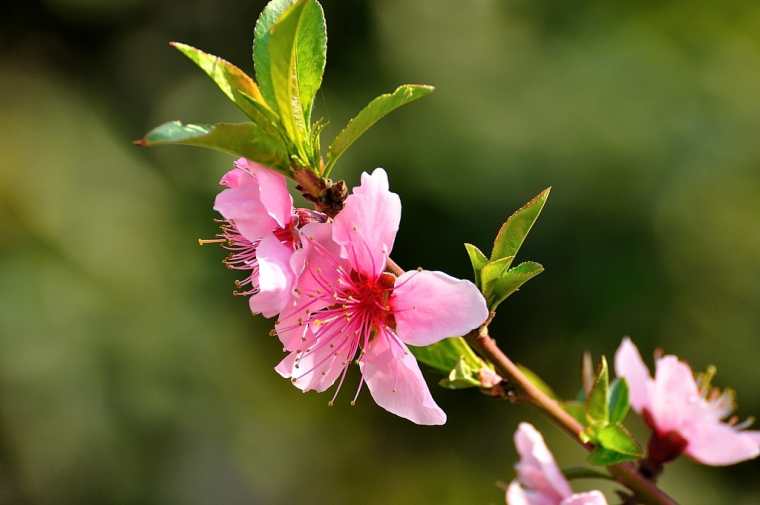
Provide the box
[333,168,400,278]
[214,171,277,241]
[650,355,700,433]
[682,421,760,466]
[360,332,446,425]
[237,158,293,228]
[613,337,652,413]
[392,270,488,346]
[505,481,533,505]
[560,491,608,505]
[275,223,342,351]
[274,333,347,393]
[249,233,295,318]
[513,423,572,502]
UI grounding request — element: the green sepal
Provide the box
[170,42,271,118]
[325,84,434,175]
[491,187,550,266]
[585,356,609,428]
[608,378,631,424]
[464,243,488,289]
[136,121,290,170]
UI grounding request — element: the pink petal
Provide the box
[275,223,341,351]
[274,335,346,393]
[513,423,572,502]
[237,158,293,228]
[650,355,700,433]
[682,421,760,466]
[359,332,446,425]
[219,165,248,188]
[392,270,488,346]
[613,337,652,413]
[333,168,400,278]
[249,234,295,318]
[560,491,608,505]
[505,481,533,505]
[214,174,277,241]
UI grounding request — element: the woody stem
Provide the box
[388,257,678,505]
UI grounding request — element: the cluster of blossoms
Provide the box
[210,160,488,425]
[505,338,760,505]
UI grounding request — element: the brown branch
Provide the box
[387,258,677,505]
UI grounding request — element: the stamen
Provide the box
[198,238,227,245]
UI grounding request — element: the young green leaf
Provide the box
[563,401,586,425]
[608,378,631,424]
[483,261,544,310]
[561,467,615,482]
[171,42,271,119]
[254,0,326,149]
[464,243,488,288]
[409,336,482,374]
[439,357,482,389]
[596,424,642,457]
[585,356,609,428]
[491,187,550,265]
[253,0,296,108]
[325,84,434,174]
[587,446,639,466]
[479,255,512,299]
[136,121,290,170]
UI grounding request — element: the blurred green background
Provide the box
[2,0,759,504]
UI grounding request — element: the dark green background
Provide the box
[1,0,759,503]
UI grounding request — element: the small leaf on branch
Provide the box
[481,260,544,310]
[596,424,642,458]
[608,378,631,424]
[439,357,482,389]
[491,187,550,265]
[409,336,482,374]
[563,401,586,425]
[136,121,290,170]
[463,243,488,288]
[587,446,639,466]
[585,356,609,428]
[561,467,615,482]
[325,84,435,174]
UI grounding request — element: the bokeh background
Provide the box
[2,0,759,503]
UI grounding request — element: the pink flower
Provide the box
[507,423,608,505]
[211,158,325,318]
[615,337,760,466]
[274,168,488,425]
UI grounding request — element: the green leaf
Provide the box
[171,42,271,120]
[409,336,481,374]
[136,121,290,170]
[587,446,639,466]
[563,401,586,425]
[254,0,326,148]
[561,467,615,482]
[325,84,434,174]
[585,356,609,428]
[439,357,482,389]
[491,188,550,265]
[608,378,631,424]
[482,260,544,310]
[596,424,642,457]
[464,243,488,288]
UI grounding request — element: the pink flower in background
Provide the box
[211,158,325,318]
[507,423,608,505]
[274,168,488,425]
[615,337,760,466]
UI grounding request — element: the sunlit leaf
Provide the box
[481,260,543,310]
[464,243,488,288]
[136,121,290,170]
[596,424,642,457]
[563,401,586,425]
[585,356,609,428]
[325,84,434,174]
[171,42,270,119]
[587,446,639,466]
[491,187,550,265]
[409,336,481,374]
[439,357,482,389]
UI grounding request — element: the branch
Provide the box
[465,326,678,505]
[387,258,677,505]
